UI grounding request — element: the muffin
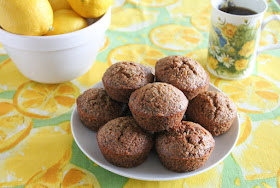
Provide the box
[77,88,127,131]
[155,55,210,100]
[129,82,188,133]
[97,117,153,168]
[102,61,154,103]
[186,91,237,136]
[156,121,215,172]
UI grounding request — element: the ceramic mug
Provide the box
[207,0,280,80]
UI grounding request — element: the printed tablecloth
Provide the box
[1,0,280,187]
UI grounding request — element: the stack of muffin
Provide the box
[76,56,237,173]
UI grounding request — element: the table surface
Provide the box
[0,0,280,188]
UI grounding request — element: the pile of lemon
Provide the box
[0,0,112,36]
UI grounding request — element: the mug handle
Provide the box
[257,15,280,55]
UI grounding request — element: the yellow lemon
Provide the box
[108,44,165,67]
[185,48,217,84]
[124,162,223,188]
[214,75,280,113]
[231,117,280,180]
[0,102,33,152]
[191,5,212,31]
[73,61,109,90]
[26,163,101,188]
[67,0,112,18]
[127,0,178,7]
[257,54,280,82]
[167,0,210,18]
[13,81,80,119]
[236,112,251,146]
[150,24,203,51]
[46,9,88,35]
[110,8,159,32]
[0,58,30,91]
[0,0,53,36]
[259,30,278,46]
[0,122,73,187]
[49,0,71,11]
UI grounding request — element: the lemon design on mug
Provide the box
[150,24,202,51]
[127,0,178,7]
[167,0,210,18]
[25,163,101,188]
[0,58,30,91]
[108,44,165,67]
[124,162,224,188]
[0,122,73,187]
[191,5,212,31]
[110,8,159,32]
[257,54,280,82]
[0,102,33,152]
[232,117,280,180]
[215,75,280,113]
[14,81,80,119]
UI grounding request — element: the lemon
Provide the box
[191,5,212,31]
[67,0,112,18]
[0,0,53,36]
[13,81,80,119]
[46,9,88,35]
[49,0,71,11]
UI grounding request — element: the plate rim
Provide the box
[71,81,240,181]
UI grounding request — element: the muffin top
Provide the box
[97,117,153,155]
[188,91,237,124]
[77,88,126,117]
[155,55,209,97]
[129,82,188,116]
[156,121,215,158]
[102,61,154,90]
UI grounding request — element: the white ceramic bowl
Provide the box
[0,7,111,84]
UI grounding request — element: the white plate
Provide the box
[71,81,240,181]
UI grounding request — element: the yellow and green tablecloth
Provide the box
[1,0,280,187]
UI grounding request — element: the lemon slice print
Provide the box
[99,36,110,52]
[108,44,165,67]
[167,0,210,18]
[264,12,280,33]
[14,82,80,119]
[0,122,73,187]
[236,112,251,146]
[73,61,109,90]
[0,58,30,91]
[26,163,100,188]
[0,43,7,55]
[110,8,159,32]
[124,162,223,187]
[259,30,278,47]
[112,0,126,11]
[257,54,280,82]
[232,117,280,180]
[191,5,212,31]
[150,24,202,51]
[0,102,33,152]
[215,75,280,113]
[186,48,216,83]
[127,0,178,7]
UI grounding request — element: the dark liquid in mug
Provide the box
[219,6,257,15]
